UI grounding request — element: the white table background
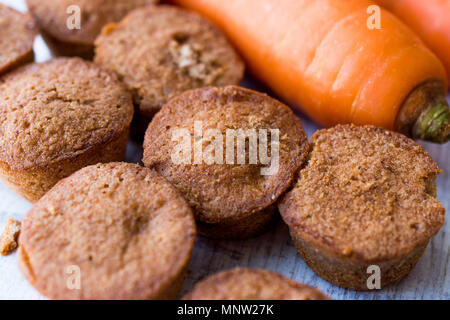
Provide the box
[0,0,448,300]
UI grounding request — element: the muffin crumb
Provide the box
[1,218,21,256]
[342,245,352,256]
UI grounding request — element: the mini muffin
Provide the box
[26,0,156,58]
[279,125,445,290]
[0,4,37,75]
[143,86,309,239]
[95,5,244,136]
[183,268,329,300]
[0,58,133,202]
[18,162,196,300]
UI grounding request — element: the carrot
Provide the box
[376,0,450,88]
[171,0,450,143]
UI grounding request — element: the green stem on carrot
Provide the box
[412,98,450,143]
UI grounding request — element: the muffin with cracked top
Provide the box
[95,5,244,137]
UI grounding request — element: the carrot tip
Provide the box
[412,98,450,143]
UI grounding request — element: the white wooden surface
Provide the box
[0,0,448,300]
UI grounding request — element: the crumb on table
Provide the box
[1,218,21,256]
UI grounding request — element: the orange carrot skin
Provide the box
[377,0,450,88]
[172,0,447,130]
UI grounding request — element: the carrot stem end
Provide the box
[412,99,450,143]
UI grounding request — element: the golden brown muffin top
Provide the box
[26,0,156,45]
[18,162,196,300]
[279,125,445,263]
[95,5,244,118]
[0,58,133,170]
[143,86,309,224]
[184,268,329,300]
[0,4,37,74]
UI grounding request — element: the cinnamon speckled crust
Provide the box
[27,0,156,58]
[94,5,244,121]
[279,124,445,290]
[183,268,329,300]
[18,162,196,300]
[143,86,309,239]
[0,58,133,202]
[0,4,37,75]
